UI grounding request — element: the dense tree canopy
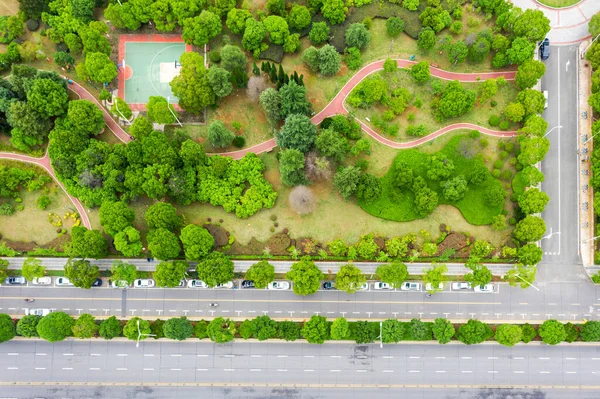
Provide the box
[277,114,316,152]
[196,252,234,287]
[69,226,107,259]
[180,224,214,260]
[36,312,74,342]
[146,96,177,124]
[64,258,99,289]
[154,260,188,287]
[99,201,135,237]
[170,52,215,113]
[245,260,275,289]
[286,258,323,296]
[148,228,181,260]
[182,10,222,46]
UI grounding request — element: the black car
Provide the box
[92,278,103,287]
[241,280,255,289]
[540,38,550,60]
[4,277,26,285]
[322,281,335,290]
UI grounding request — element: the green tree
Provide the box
[315,128,350,161]
[18,0,49,19]
[180,224,214,260]
[457,319,493,345]
[538,319,566,345]
[259,87,281,127]
[64,258,99,289]
[330,317,350,340]
[207,317,236,343]
[515,59,546,90]
[196,252,234,287]
[514,215,546,242]
[72,313,98,339]
[0,260,7,282]
[382,319,404,343]
[163,317,194,341]
[194,320,208,339]
[26,78,68,118]
[279,149,306,186]
[110,260,138,286]
[207,66,232,99]
[279,80,311,119]
[468,35,491,63]
[517,137,550,165]
[154,260,188,287]
[36,312,74,342]
[479,78,498,103]
[521,323,538,343]
[353,321,378,344]
[16,314,40,338]
[123,317,151,341]
[83,52,117,83]
[448,40,468,64]
[0,314,15,343]
[284,33,301,53]
[504,102,525,123]
[21,257,45,281]
[322,0,347,25]
[506,36,535,65]
[345,23,370,49]
[333,166,361,199]
[182,10,222,46]
[170,52,215,113]
[495,324,522,347]
[414,187,438,217]
[335,263,366,293]
[208,120,235,148]
[114,227,143,257]
[432,80,476,121]
[226,8,252,34]
[411,61,430,84]
[286,258,323,296]
[220,44,248,73]
[505,263,537,289]
[519,114,548,137]
[145,202,182,230]
[357,173,382,204]
[148,228,181,261]
[432,318,455,344]
[245,260,275,289]
[264,15,289,45]
[464,263,492,288]
[277,114,316,152]
[376,261,408,288]
[99,316,122,340]
[386,16,405,37]
[266,0,285,15]
[278,321,300,341]
[417,27,436,50]
[99,201,134,237]
[67,99,104,136]
[408,318,432,340]
[301,315,328,344]
[251,315,278,341]
[581,321,600,342]
[309,21,329,45]
[423,264,448,293]
[442,175,468,201]
[521,166,545,186]
[242,18,267,53]
[513,9,550,42]
[288,5,311,30]
[518,188,549,215]
[419,4,451,33]
[146,96,176,124]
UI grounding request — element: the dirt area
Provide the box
[0,0,18,16]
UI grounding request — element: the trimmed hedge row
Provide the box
[2,313,600,346]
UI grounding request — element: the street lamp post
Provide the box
[582,235,600,243]
[379,321,383,349]
[582,33,600,59]
[513,273,540,291]
[166,96,183,127]
[582,129,600,145]
[543,125,562,138]
[136,319,156,348]
[114,98,132,126]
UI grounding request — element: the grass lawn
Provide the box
[347,68,519,141]
[536,0,581,7]
[360,134,513,226]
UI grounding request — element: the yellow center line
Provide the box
[0,296,502,305]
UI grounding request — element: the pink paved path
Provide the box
[0,59,519,226]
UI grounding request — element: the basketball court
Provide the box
[118,34,193,111]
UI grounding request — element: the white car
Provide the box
[214,281,234,289]
[400,282,422,291]
[177,279,185,288]
[55,277,73,286]
[425,282,445,291]
[373,281,392,290]
[452,282,472,291]
[474,284,495,293]
[134,279,155,288]
[110,280,130,288]
[351,282,369,291]
[187,279,208,289]
[31,277,52,285]
[268,281,290,290]
[25,308,51,316]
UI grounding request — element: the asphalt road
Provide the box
[1,341,599,399]
[540,45,586,284]
[2,279,600,323]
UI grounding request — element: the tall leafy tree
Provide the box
[83,52,118,83]
[26,78,68,118]
[69,226,108,259]
[154,260,188,287]
[147,228,181,260]
[277,114,316,152]
[21,257,45,281]
[111,260,138,285]
[335,263,366,293]
[182,10,222,46]
[180,224,214,260]
[67,100,105,136]
[286,258,323,296]
[145,202,182,230]
[170,52,215,113]
[208,120,235,148]
[146,96,177,124]
[99,201,135,237]
[376,261,408,288]
[207,66,232,99]
[245,260,275,289]
[64,259,99,289]
[196,252,234,287]
[36,312,74,342]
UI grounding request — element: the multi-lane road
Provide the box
[1,340,599,398]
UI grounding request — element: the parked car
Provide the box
[241,280,255,289]
[425,283,445,291]
[187,279,207,289]
[4,277,26,285]
[352,282,369,291]
[31,277,52,286]
[215,281,234,289]
[92,278,103,287]
[55,277,73,286]
[268,281,290,290]
[400,282,422,291]
[177,279,185,288]
[540,37,550,60]
[373,281,392,290]
[543,90,548,109]
[474,284,495,293]
[134,279,155,288]
[25,308,51,316]
[110,280,130,289]
[452,282,472,291]
[322,281,335,290]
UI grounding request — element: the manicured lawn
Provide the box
[347,68,519,141]
[536,0,580,7]
[360,134,509,225]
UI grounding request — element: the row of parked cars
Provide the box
[324,281,495,292]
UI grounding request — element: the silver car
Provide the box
[267,281,290,290]
[31,277,52,285]
[452,282,472,291]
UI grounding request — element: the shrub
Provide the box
[238,320,253,339]
[499,121,510,131]
[491,100,497,107]
[538,319,566,345]
[488,115,500,126]
[36,195,51,210]
[564,322,579,343]
[457,319,493,345]
[195,320,208,339]
[26,19,39,31]
[494,160,503,169]
[521,323,537,343]
[232,136,245,148]
[0,203,15,215]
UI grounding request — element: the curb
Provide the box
[533,0,583,10]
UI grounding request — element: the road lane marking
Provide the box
[224,355,234,358]
[435,357,445,359]
[514,371,524,374]
[514,357,524,360]
[357,370,367,373]
[277,369,287,372]
[35,367,46,370]
[89,368,100,371]
[116,368,127,371]
[144,354,155,357]
[566,358,576,360]
[330,356,341,358]
[224,369,235,371]
[539,357,550,360]
[330,370,341,372]
[383,356,394,359]
[409,356,420,359]
[408,370,420,373]
[144,368,155,371]
[117,354,127,357]
[171,369,181,371]
[6,367,17,370]
[304,355,314,358]
[63,353,73,356]
[461,357,472,360]
[35,353,46,356]
[488,371,498,374]
[170,354,182,357]
[62,368,73,370]
[383,370,394,373]
[277,355,288,358]
[90,354,101,356]
[461,371,472,373]
[250,355,261,358]
[488,357,498,360]
[436,371,445,373]
[197,354,208,357]
[7,353,17,356]
[304,369,314,372]
[540,371,550,374]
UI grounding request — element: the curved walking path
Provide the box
[512,0,600,45]
[0,59,519,226]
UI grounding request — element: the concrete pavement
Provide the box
[1,341,600,398]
